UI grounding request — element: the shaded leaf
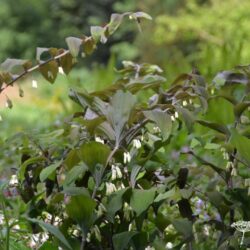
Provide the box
[130,188,155,216]
[28,218,72,250]
[144,109,172,140]
[196,120,230,135]
[230,129,250,165]
[172,218,193,240]
[40,160,63,182]
[60,53,74,74]
[106,188,129,222]
[63,163,87,186]
[39,60,58,83]
[77,141,111,172]
[113,231,138,250]
[66,194,96,232]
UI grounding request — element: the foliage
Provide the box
[1,9,250,250]
[138,0,250,79]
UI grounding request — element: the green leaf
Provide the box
[27,218,72,250]
[130,165,141,188]
[65,37,83,57]
[234,101,250,119]
[196,119,230,135]
[176,107,195,132]
[39,242,58,250]
[107,90,136,146]
[144,109,172,140]
[106,188,129,222]
[113,231,138,250]
[64,149,81,170]
[130,188,155,216]
[172,218,193,240]
[62,186,90,196]
[66,194,96,232]
[155,188,180,203]
[63,163,87,186]
[77,141,111,172]
[19,156,45,181]
[204,143,221,150]
[230,129,250,165]
[40,160,63,182]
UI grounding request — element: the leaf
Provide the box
[19,156,45,181]
[39,242,58,250]
[130,165,141,188]
[131,12,152,20]
[108,13,124,34]
[1,58,28,72]
[60,53,74,74]
[64,149,81,170]
[66,194,96,233]
[106,188,129,222]
[83,37,96,55]
[204,143,221,150]
[39,60,58,83]
[130,188,155,216]
[213,71,249,86]
[63,163,87,186]
[230,129,250,165]
[234,102,250,119]
[90,26,107,44]
[107,90,136,146]
[77,141,111,172]
[40,160,63,182]
[196,120,230,135]
[65,37,83,57]
[5,96,13,109]
[62,187,90,196]
[155,188,180,203]
[27,218,72,250]
[172,218,193,240]
[176,107,195,132]
[144,109,172,140]
[113,231,138,250]
[36,47,49,62]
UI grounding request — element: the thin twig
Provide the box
[0,50,69,94]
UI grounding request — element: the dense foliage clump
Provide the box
[1,11,250,250]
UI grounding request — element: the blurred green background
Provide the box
[1,0,250,140]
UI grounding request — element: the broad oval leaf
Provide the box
[130,188,155,216]
[144,109,172,140]
[77,141,111,172]
[40,160,63,182]
[113,231,138,250]
[65,37,83,57]
[66,194,96,232]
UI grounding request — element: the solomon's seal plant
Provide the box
[1,11,250,250]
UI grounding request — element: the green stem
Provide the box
[2,201,10,250]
